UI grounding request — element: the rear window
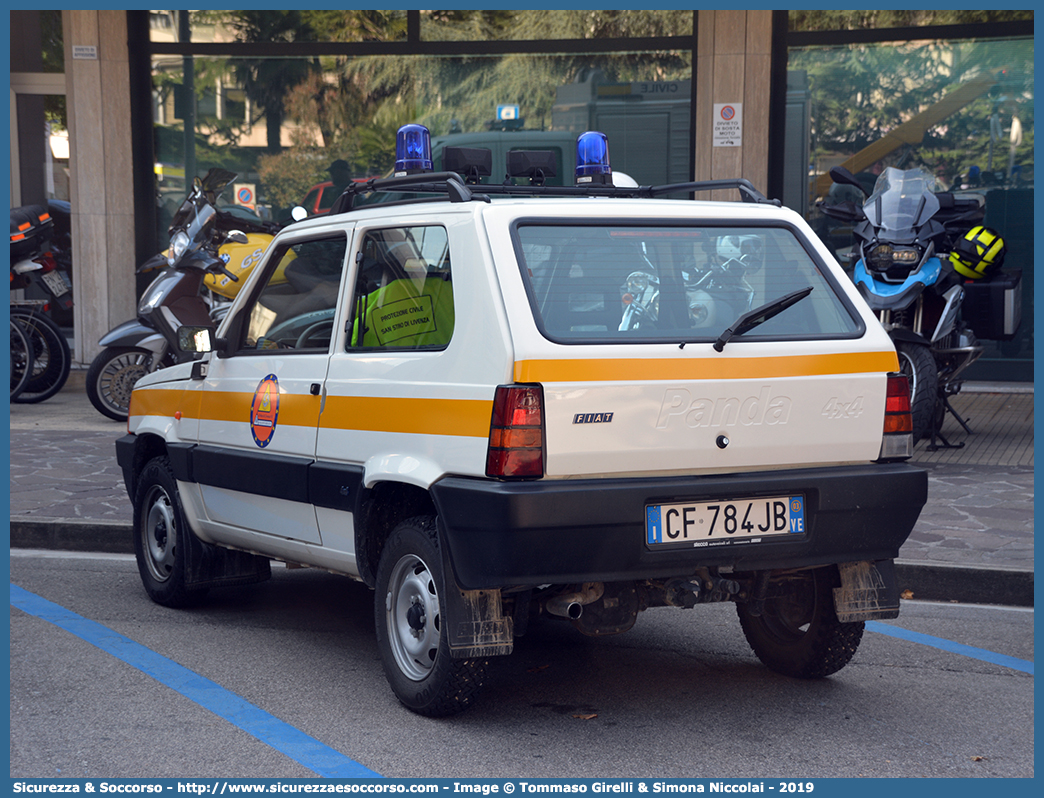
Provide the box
[514,223,862,343]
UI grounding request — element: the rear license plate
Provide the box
[41,270,70,296]
[646,495,805,547]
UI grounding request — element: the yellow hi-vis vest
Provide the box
[351,274,454,349]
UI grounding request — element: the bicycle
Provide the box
[9,315,35,400]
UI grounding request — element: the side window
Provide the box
[347,225,454,351]
[240,234,347,352]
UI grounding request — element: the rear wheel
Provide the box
[895,341,938,441]
[86,346,153,421]
[374,516,486,716]
[737,567,863,679]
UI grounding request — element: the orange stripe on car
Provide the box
[198,390,322,427]
[131,387,487,437]
[320,396,492,437]
[129,386,202,420]
[512,351,900,383]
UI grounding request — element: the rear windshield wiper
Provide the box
[712,286,813,352]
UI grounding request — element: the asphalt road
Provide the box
[9,550,1034,780]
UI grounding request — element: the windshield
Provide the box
[864,167,941,231]
[514,223,861,343]
[200,168,237,196]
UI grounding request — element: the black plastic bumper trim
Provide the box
[124,438,366,514]
[429,463,928,590]
[190,445,311,504]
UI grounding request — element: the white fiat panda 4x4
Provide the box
[117,127,927,716]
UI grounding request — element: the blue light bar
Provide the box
[394,124,433,175]
[575,131,612,185]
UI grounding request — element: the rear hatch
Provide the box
[486,201,899,478]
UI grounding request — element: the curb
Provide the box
[10,518,132,555]
[894,560,1034,608]
[8,519,1034,608]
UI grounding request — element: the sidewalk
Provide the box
[8,371,1035,606]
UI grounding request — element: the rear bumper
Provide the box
[430,463,927,590]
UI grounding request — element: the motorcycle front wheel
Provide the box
[895,341,938,442]
[86,346,153,422]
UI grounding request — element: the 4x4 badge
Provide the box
[250,374,280,448]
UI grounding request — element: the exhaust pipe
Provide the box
[545,583,604,620]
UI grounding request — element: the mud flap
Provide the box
[437,520,514,659]
[833,559,901,622]
[183,529,272,589]
[443,584,515,659]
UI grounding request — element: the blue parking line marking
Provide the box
[867,620,1034,675]
[10,583,382,778]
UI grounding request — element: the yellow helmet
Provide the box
[949,226,1006,280]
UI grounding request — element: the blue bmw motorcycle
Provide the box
[821,166,990,444]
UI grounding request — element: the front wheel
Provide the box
[132,456,208,608]
[895,341,938,441]
[737,567,863,679]
[374,516,486,716]
[86,346,153,421]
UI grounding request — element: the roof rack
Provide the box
[329,173,781,214]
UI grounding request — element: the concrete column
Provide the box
[696,10,773,200]
[63,10,137,364]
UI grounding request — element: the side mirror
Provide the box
[225,230,249,244]
[177,325,229,355]
[178,325,214,353]
[829,165,869,197]
[290,205,308,222]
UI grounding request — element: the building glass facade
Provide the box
[785,25,1033,380]
[8,10,1033,380]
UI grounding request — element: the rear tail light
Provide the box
[486,384,545,478]
[32,252,58,273]
[879,373,913,460]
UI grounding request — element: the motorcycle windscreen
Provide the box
[169,197,218,246]
[864,167,941,232]
[512,223,891,475]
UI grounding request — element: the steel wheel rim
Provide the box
[385,554,441,681]
[99,353,150,414]
[141,484,177,583]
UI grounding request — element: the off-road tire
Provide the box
[737,566,863,679]
[374,516,486,717]
[132,455,209,608]
[896,341,938,442]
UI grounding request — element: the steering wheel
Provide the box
[294,320,333,350]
